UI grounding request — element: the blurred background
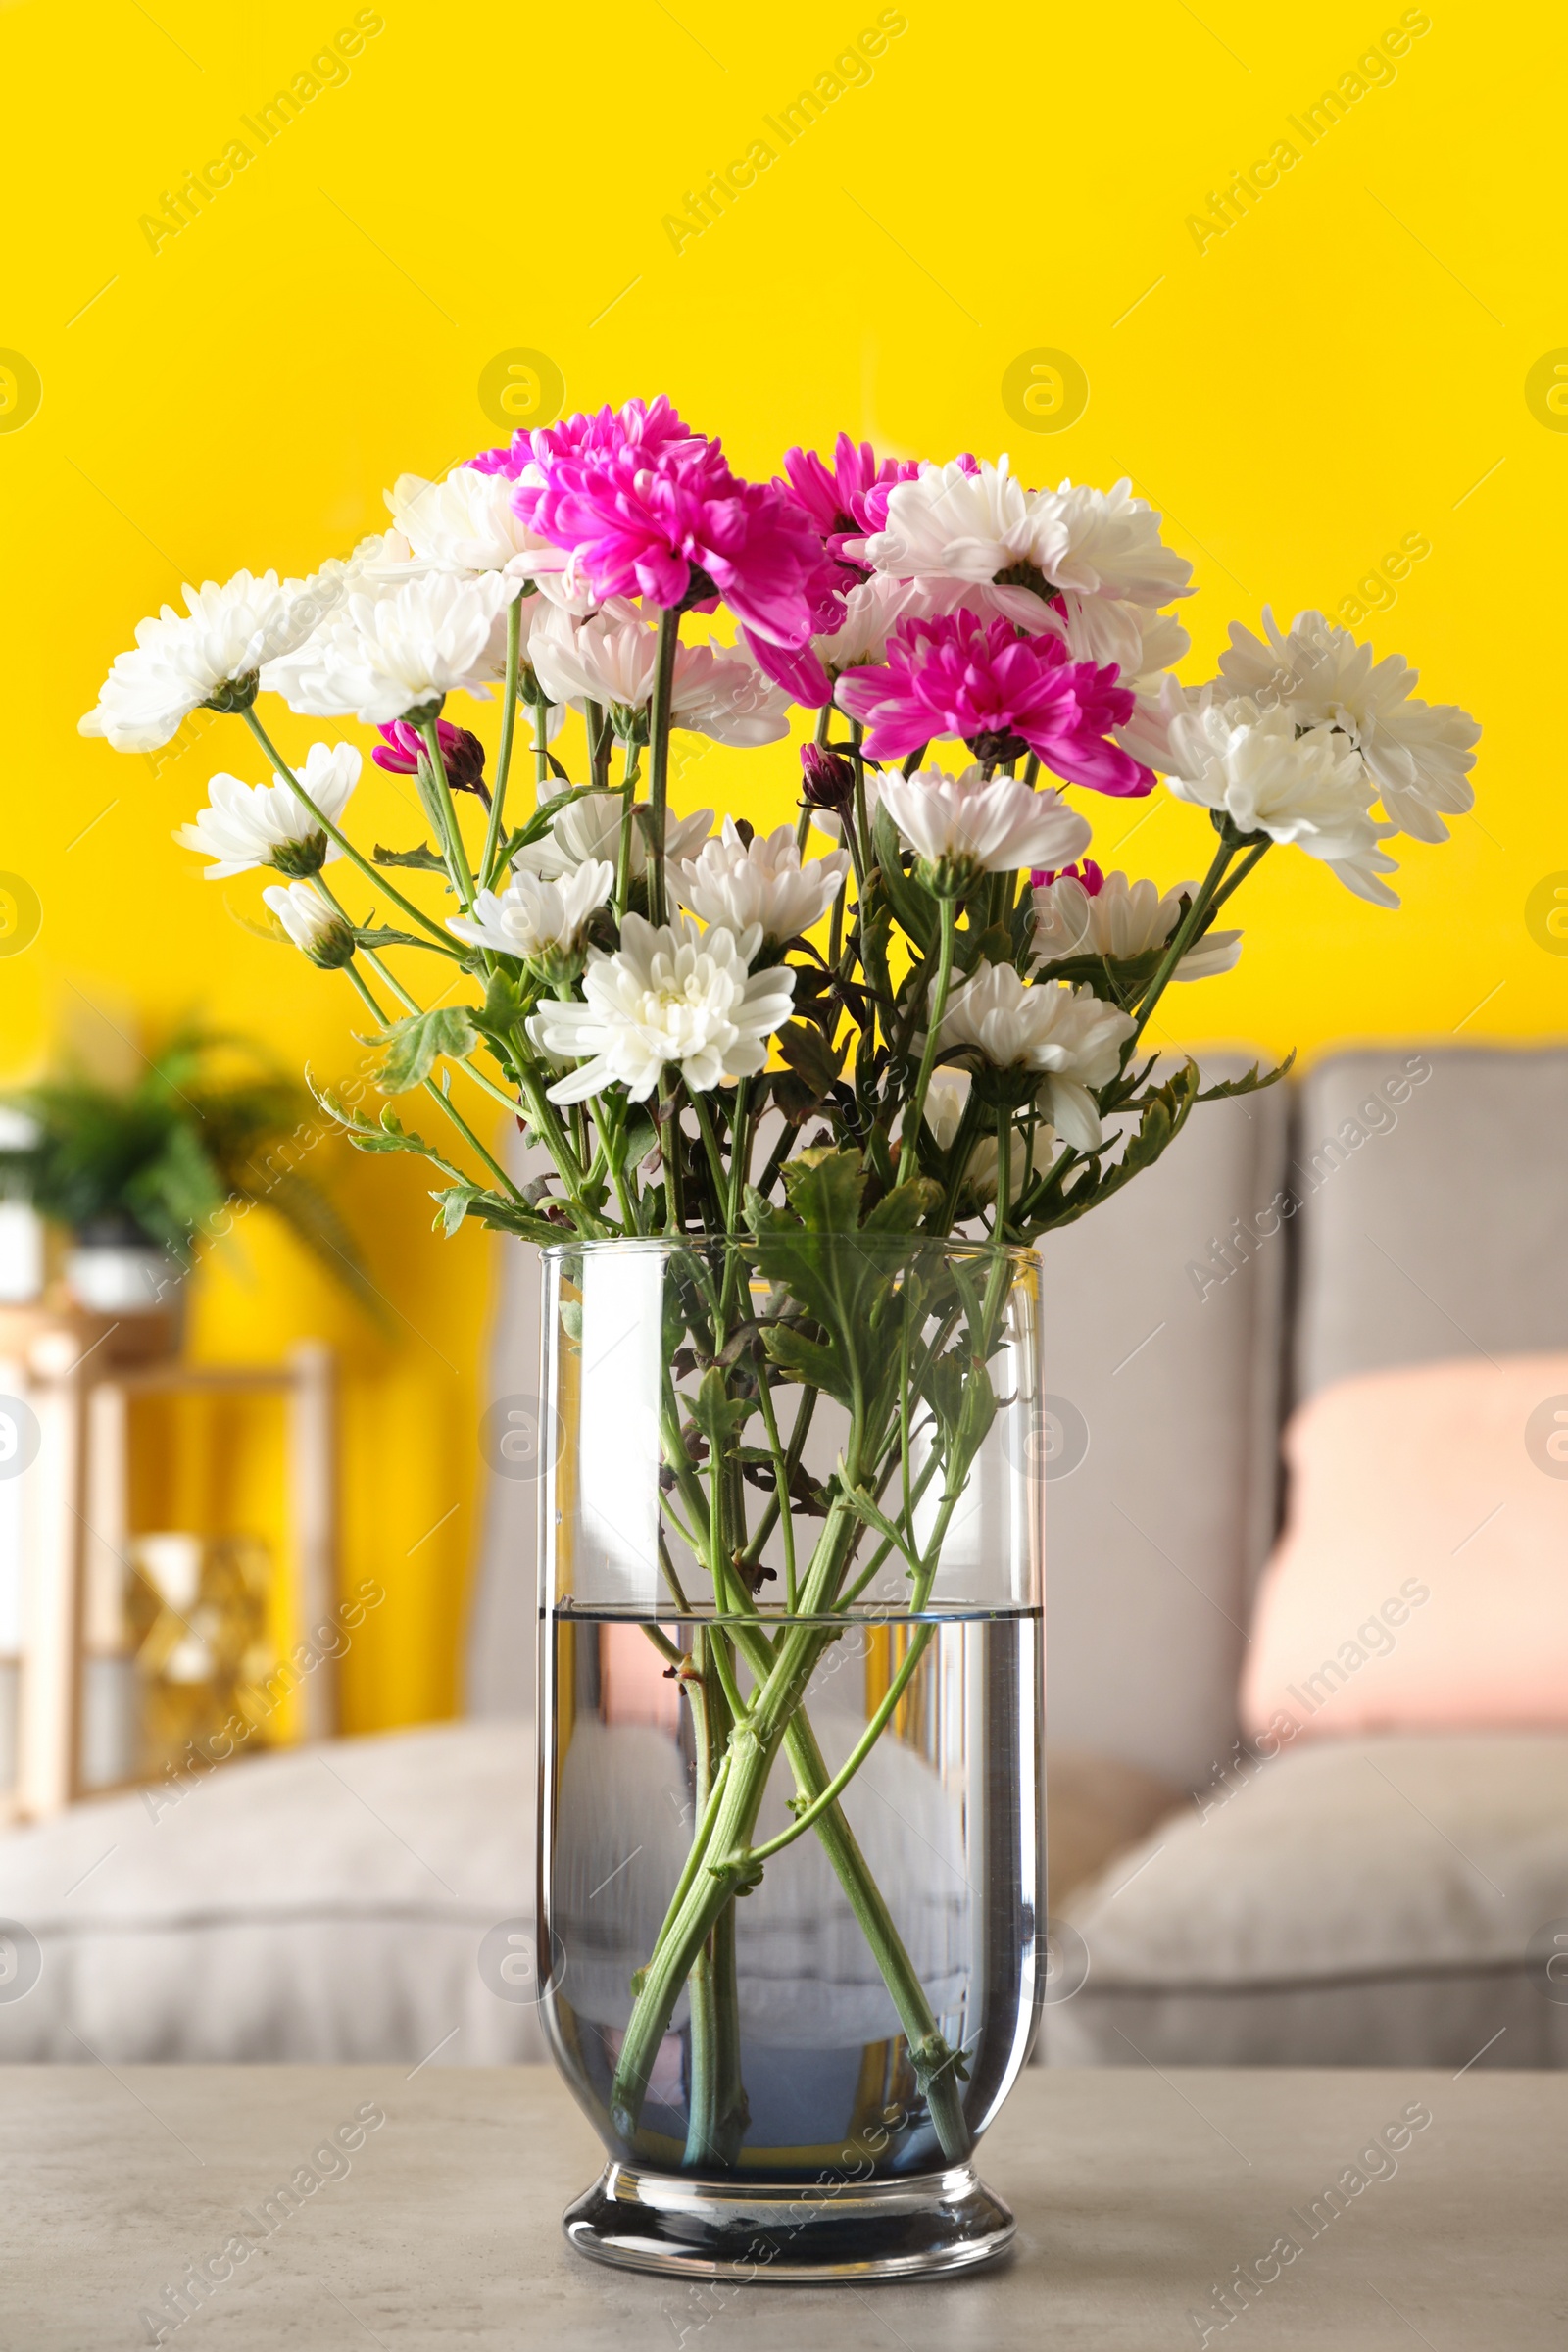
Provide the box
[0,0,1564,2071]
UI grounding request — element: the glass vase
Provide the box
[535,1234,1045,2280]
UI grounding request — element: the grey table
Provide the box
[4,2065,1564,2348]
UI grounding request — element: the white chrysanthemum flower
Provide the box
[929,964,1134,1151]
[1043,600,1194,768]
[1165,693,1400,906]
[383,465,577,594]
[814,572,933,674]
[1217,608,1480,843]
[447,860,613,969]
[528,911,796,1103]
[854,464,1193,638]
[1037,479,1195,610]
[672,819,849,944]
[529,603,791,747]
[923,1073,1057,1204]
[262,881,355,967]
[1031,868,1241,981]
[173,742,361,880]
[78,567,351,752]
[260,572,513,724]
[514,789,712,884]
[882,763,1091,888]
[855,458,1070,627]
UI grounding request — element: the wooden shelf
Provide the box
[0,1308,337,1820]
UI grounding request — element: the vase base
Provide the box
[563,2159,1015,2281]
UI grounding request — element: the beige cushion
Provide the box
[0,1723,544,2064]
[1243,1355,1568,1741]
[1046,1732,1568,2066]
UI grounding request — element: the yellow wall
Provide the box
[3,0,1557,1727]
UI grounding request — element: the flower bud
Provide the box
[263,881,356,969]
[799,741,855,816]
[373,719,488,795]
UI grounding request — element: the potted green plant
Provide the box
[0,1027,377,1319]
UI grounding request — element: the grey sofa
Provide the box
[1,1045,1563,2068]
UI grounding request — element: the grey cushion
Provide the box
[0,1724,544,2064]
[1293,1045,1568,1398]
[1039,1068,1289,1788]
[1046,1733,1568,2067]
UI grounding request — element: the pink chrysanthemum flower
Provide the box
[837,612,1154,797]
[514,408,840,649]
[467,395,695,481]
[777,432,921,583]
[1031,857,1105,894]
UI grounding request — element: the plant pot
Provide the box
[65,1234,183,1318]
[535,1234,1045,2281]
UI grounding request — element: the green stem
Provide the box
[690,1089,729,1221]
[311,874,524,1131]
[418,716,476,912]
[531,683,551,796]
[752,1371,798,1609]
[897,895,956,1185]
[586,700,612,791]
[330,948,523,1205]
[1129,831,1236,1049]
[779,1709,971,2162]
[481,595,523,889]
[614,733,640,916]
[645,606,680,927]
[1207,836,1270,915]
[681,1631,748,2168]
[240,707,453,947]
[514,1062,607,1236]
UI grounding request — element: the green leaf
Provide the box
[1026,1062,1201,1234]
[1198,1049,1296,1102]
[779,1147,866,1232]
[621,1112,658,1168]
[871,805,938,956]
[353,925,456,955]
[760,1321,855,1407]
[1033,947,1162,1006]
[689,1365,755,1460]
[492,786,600,868]
[838,1480,917,1567]
[862,1177,942,1236]
[312,1087,438,1157]
[948,1358,998,1492]
[373,841,447,872]
[374,1006,478,1094]
[767,1070,831,1128]
[431,1182,556,1243]
[470,967,531,1074]
[774,1020,848,1102]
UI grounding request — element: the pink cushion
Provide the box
[1241,1353,1568,1744]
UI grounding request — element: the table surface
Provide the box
[4,2065,1565,2349]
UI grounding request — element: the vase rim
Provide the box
[540,1233,1042,1270]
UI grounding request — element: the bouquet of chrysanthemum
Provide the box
[79,402,1481,2188]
